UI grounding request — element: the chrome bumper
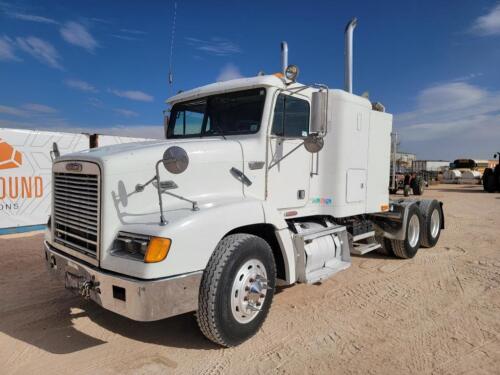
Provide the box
[44,241,202,322]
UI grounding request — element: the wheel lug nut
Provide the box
[260,293,265,298]
[244,296,248,301]
[256,302,261,306]
[245,286,250,291]
[249,278,255,283]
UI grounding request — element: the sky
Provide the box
[0,0,499,160]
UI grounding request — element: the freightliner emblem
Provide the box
[66,162,83,172]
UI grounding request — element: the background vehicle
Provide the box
[483,152,500,193]
[451,158,490,175]
[43,19,445,347]
[389,173,425,196]
[388,135,424,196]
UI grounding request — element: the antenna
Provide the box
[168,1,177,95]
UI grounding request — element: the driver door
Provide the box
[267,93,312,210]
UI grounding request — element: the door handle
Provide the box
[230,167,252,186]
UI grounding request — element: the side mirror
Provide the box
[310,91,327,135]
[50,142,60,161]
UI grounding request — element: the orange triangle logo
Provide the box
[0,138,23,170]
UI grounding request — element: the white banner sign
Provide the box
[0,128,150,230]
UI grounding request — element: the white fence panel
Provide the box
[0,128,152,231]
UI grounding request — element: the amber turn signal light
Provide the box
[144,237,171,263]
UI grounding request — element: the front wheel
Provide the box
[197,233,276,347]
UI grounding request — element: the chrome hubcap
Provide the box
[408,214,420,248]
[430,209,440,238]
[230,259,269,324]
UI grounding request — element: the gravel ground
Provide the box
[1,184,499,374]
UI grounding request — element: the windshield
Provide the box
[167,88,266,138]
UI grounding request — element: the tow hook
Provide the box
[79,277,101,300]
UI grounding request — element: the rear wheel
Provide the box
[495,165,500,192]
[483,168,494,192]
[197,233,276,347]
[412,176,425,196]
[391,205,422,259]
[377,237,395,256]
[418,200,442,248]
[484,170,497,193]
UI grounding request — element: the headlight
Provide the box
[285,64,299,81]
[113,232,171,263]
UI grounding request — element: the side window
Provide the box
[172,110,204,136]
[271,94,310,137]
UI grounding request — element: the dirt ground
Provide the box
[1,184,499,375]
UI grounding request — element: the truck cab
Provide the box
[43,19,444,347]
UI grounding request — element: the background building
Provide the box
[412,160,450,173]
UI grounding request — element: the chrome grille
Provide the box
[53,170,100,259]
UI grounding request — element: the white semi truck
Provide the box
[44,19,444,347]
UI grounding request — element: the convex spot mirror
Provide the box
[163,146,189,174]
[304,135,324,153]
[310,91,327,135]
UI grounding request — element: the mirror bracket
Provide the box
[154,159,199,225]
[135,159,199,226]
[268,141,305,170]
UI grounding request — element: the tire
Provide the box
[418,200,442,248]
[483,169,494,192]
[391,205,423,259]
[484,172,496,193]
[412,177,424,196]
[495,165,500,192]
[377,237,395,256]
[197,233,276,347]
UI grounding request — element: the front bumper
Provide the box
[44,241,202,321]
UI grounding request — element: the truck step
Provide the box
[351,241,381,255]
[305,259,351,284]
[352,230,375,242]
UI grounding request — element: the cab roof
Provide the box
[166,75,288,104]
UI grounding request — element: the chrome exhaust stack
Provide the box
[344,18,357,94]
[281,41,288,74]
